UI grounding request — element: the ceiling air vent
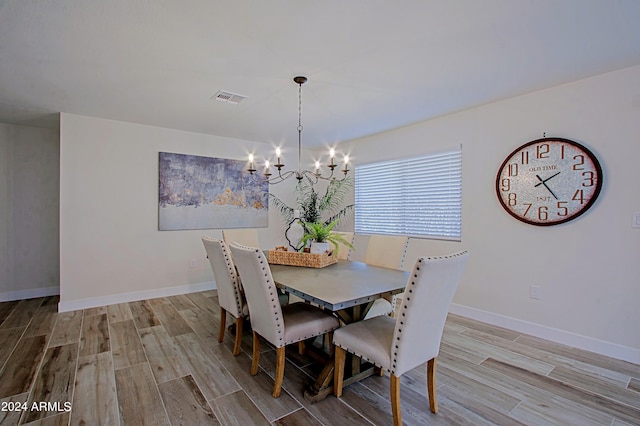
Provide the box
[212,90,247,105]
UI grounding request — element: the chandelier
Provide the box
[248,76,350,184]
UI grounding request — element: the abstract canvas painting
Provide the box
[158,152,269,230]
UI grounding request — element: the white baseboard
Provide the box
[58,281,216,313]
[0,286,60,302]
[450,303,640,365]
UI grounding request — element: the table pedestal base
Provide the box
[303,359,379,403]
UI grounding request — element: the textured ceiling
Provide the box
[1,0,639,148]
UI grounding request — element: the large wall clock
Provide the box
[496,137,603,226]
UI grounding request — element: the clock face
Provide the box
[496,138,603,226]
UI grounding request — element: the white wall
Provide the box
[59,114,294,311]
[0,123,60,301]
[59,64,640,362]
[341,65,640,362]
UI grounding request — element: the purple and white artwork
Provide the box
[158,152,268,230]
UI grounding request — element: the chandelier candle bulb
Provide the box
[342,155,350,174]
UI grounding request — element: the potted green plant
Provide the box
[270,177,353,226]
[299,220,354,255]
[269,178,353,252]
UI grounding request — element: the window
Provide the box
[354,148,462,240]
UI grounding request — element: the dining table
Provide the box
[269,258,410,402]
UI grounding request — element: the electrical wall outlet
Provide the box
[189,259,198,268]
[529,285,541,300]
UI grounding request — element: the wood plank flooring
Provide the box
[0,293,638,425]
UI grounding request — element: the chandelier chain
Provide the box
[298,82,303,133]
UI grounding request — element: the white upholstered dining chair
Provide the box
[364,235,409,319]
[229,242,340,398]
[333,251,469,426]
[364,235,409,269]
[201,236,248,356]
[333,231,354,260]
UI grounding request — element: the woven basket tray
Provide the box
[268,249,338,268]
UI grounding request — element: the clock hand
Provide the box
[535,174,558,200]
[535,171,561,187]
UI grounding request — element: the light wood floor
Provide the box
[0,292,638,425]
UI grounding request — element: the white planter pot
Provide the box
[310,242,330,254]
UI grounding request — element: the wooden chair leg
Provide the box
[427,357,438,413]
[390,374,402,426]
[298,341,306,355]
[250,332,261,376]
[333,346,346,397]
[232,317,243,356]
[218,307,227,343]
[273,346,286,398]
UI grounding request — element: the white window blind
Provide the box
[354,148,462,240]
